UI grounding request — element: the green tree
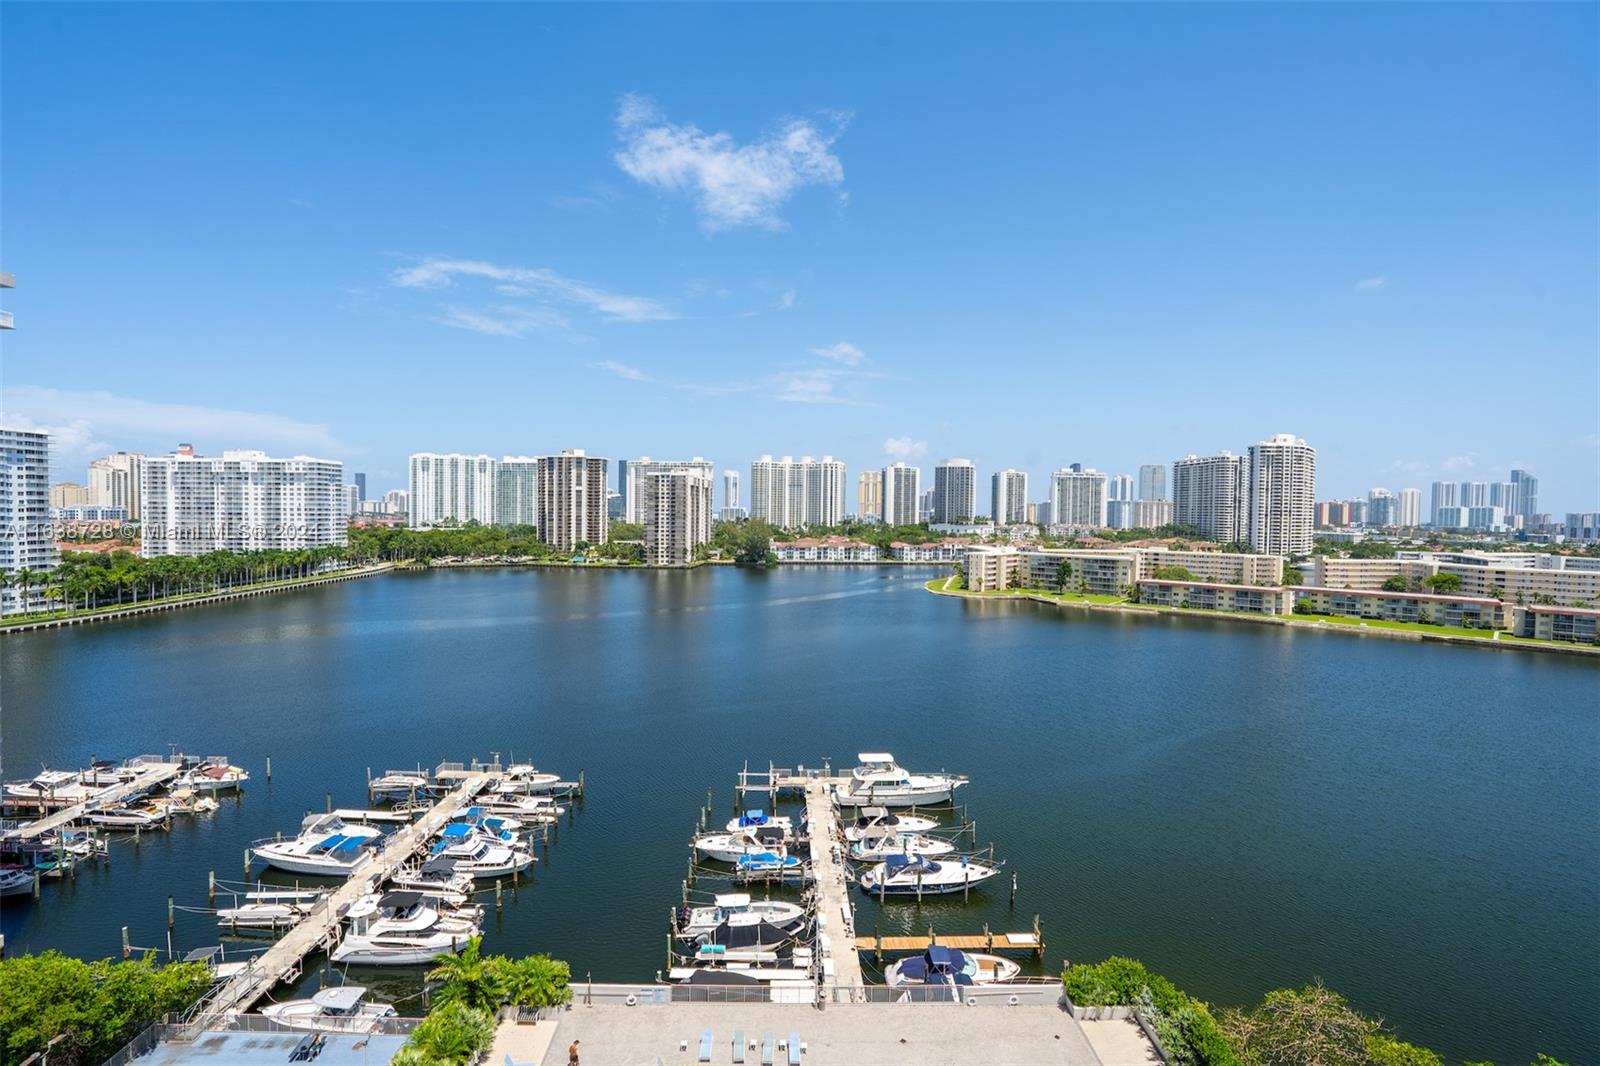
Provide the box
[398,1001,496,1065]
[1380,576,1410,592]
[500,954,572,1009]
[1220,983,1374,1066]
[1283,564,1305,586]
[1152,565,1199,582]
[730,519,775,567]
[426,938,505,1014]
[608,521,645,540]
[1423,573,1462,594]
[1063,957,1238,1066]
[1366,1034,1443,1066]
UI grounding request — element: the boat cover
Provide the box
[882,855,938,877]
[439,823,472,840]
[420,857,460,875]
[378,891,423,911]
[312,986,368,1011]
[317,834,367,854]
[702,919,794,950]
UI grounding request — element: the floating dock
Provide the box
[802,779,864,999]
[856,917,1045,960]
[2,761,184,841]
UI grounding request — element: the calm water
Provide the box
[1,567,1595,1063]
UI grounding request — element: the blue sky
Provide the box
[3,3,1596,512]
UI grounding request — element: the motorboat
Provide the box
[0,866,34,896]
[78,760,140,788]
[83,803,170,830]
[4,770,98,805]
[723,809,794,835]
[886,945,1021,989]
[352,890,481,936]
[217,888,328,930]
[848,830,955,861]
[261,985,398,1033]
[450,807,527,834]
[251,814,382,876]
[833,754,967,808]
[329,895,478,965]
[181,759,250,792]
[390,857,476,904]
[685,910,800,954]
[843,807,940,842]
[676,893,807,940]
[476,795,563,820]
[693,825,789,864]
[668,945,814,985]
[369,770,433,802]
[858,854,1001,897]
[734,851,804,880]
[428,824,533,878]
[163,788,220,816]
[501,765,565,793]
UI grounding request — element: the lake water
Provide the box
[1,566,1595,1063]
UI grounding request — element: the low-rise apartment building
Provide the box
[1135,579,1295,615]
[772,537,881,562]
[889,539,971,562]
[1138,547,1282,585]
[1293,586,1508,629]
[1512,605,1600,644]
[1307,556,1438,589]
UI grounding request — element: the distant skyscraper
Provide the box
[620,458,714,525]
[723,469,740,512]
[1397,488,1423,528]
[1130,499,1173,528]
[1367,488,1396,527]
[1173,452,1249,543]
[342,483,361,516]
[857,470,883,521]
[644,467,712,565]
[50,482,88,508]
[1049,467,1109,528]
[1510,469,1539,520]
[882,463,921,525]
[1460,481,1489,508]
[87,451,145,521]
[1137,465,1167,502]
[991,469,1028,524]
[747,455,845,527]
[383,489,409,516]
[931,459,977,523]
[1429,482,1457,527]
[143,447,345,556]
[535,450,608,550]
[1,426,58,607]
[408,453,496,528]
[495,457,539,526]
[918,488,935,523]
[1247,434,1316,556]
[353,472,367,502]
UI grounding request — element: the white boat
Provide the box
[182,759,250,792]
[391,857,476,904]
[329,895,477,966]
[501,765,565,792]
[734,851,804,880]
[848,830,955,861]
[451,807,527,833]
[5,770,98,804]
[428,824,533,878]
[369,770,432,802]
[858,854,1001,897]
[833,754,967,808]
[676,893,807,940]
[163,788,220,816]
[669,945,814,986]
[217,900,319,929]
[693,825,789,864]
[476,796,563,820]
[0,867,34,896]
[885,946,1021,989]
[261,985,398,1033]
[78,760,141,787]
[843,807,940,841]
[251,814,382,876]
[83,803,170,829]
[723,810,794,835]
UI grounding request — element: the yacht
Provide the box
[734,851,804,879]
[390,857,476,904]
[475,796,562,821]
[501,765,565,793]
[450,807,527,834]
[251,814,382,876]
[723,809,794,835]
[676,893,807,940]
[369,770,433,802]
[833,754,967,808]
[886,945,1021,989]
[261,986,398,1033]
[428,824,533,878]
[5,770,98,805]
[217,888,328,930]
[0,867,34,896]
[181,759,250,792]
[329,894,478,966]
[693,825,789,864]
[858,854,1000,897]
[843,807,941,842]
[83,803,170,830]
[848,830,955,861]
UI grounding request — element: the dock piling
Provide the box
[168,896,175,930]
[121,926,130,959]
[208,871,216,903]
[265,755,272,780]
[495,879,503,911]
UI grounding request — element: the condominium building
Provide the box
[1,427,59,606]
[1466,505,1506,531]
[857,470,883,522]
[1135,580,1295,615]
[1049,466,1108,529]
[87,451,145,521]
[1514,605,1599,644]
[1510,470,1539,520]
[1130,499,1173,529]
[723,469,740,512]
[342,483,361,517]
[495,457,539,527]
[50,482,88,508]
[748,455,846,528]
[643,467,712,565]
[1429,482,1458,527]
[53,505,127,522]
[773,536,881,562]
[1459,481,1489,508]
[1137,465,1167,501]
[619,458,714,525]
[882,463,921,525]
[918,489,935,523]
[383,489,409,517]
[1367,489,1397,528]
[931,459,977,523]
[1137,547,1283,585]
[1397,488,1423,529]
[1488,481,1517,512]
[353,472,366,503]
[408,453,497,528]
[141,446,345,557]
[536,450,609,550]
[1247,434,1316,556]
[1108,474,1134,502]
[991,469,1028,525]
[1311,550,1600,607]
[1172,452,1249,543]
[1295,586,1507,630]
[1565,513,1599,543]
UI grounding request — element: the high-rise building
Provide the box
[1429,481,1458,527]
[724,469,740,512]
[1049,467,1109,529]
[50,482,89,508]
[1510,469,1539,519]
[408,453,497,528]
[644,467,713,565]
[882,463,921,525]
[342,483,361,516]
[1397,488,1423,528]
[87,451,145,521]
[495,457,539,526]
[353,472,367,502]
[619,458,714,525]
[1,427,59,607]
[607,491,624,520]
[1367,488,1396,527]
[931,459,977,523]
[383,489,409,516]
[1035,501,1052,525]
[1247,434,1316,556]
[1137,465,1167,502]
[1459,481,1489,508]
[142,447,345,557]
[1130,499,1173,528]
[918,488,935,523]
[1108,474,1135,502]
[747,455,846,528]
[1173,452,1249,543]
[991,469,1028,524]
[536,450,608,550]
[857,470,883,521]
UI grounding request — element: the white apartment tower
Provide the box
[619,458,714,525]
[142,446,346,557]
[1247,433,1316,556]
[882,463,921,525]
[747,455,846,528]
[723,469,740,512]
[991,469,1028,524]
[408,453,497,528]
[1,427,59,605]
[1049,467,1109,529]
[495,458,539,526]
[1397,488,1423,529]
[1429,481,1458,527]
[1510,469,1539,520]
[536,450,609,550]
[1137,464,1167,501]
[87,451,145,520]
[644,467,713,565]
[931,459,977,523]
[1172,452,1249,543]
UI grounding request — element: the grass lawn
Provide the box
[1286,613,1502,640]
[923,578,1123,604]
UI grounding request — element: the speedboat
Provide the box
[84,803,170,830]
[251,814,382,876]
[886,945,1021,989]
[858,854,1000,897]
[843,807,940,841]
[475,796,562,821]
[182,759,250,792]
[329,895,478,965]
[833,754,967,808]
[734,851,804,880]
[693,825,789,864]
[163,788,220,816]
[676,893,807,940]
[428,824,533,878]
[450,807,527,834]
[391,857,476,904]
[0,867,34,896]
[723,809,794,835]
[261,986,398,1033]
[4,770,98,805]
[685,910,801,953]
[369,770,433,802]
[849,830,955,861]
[502,765,565,793]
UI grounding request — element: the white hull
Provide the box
[886,953,1021,988]
[849,834,955,861]
[859,860,1000,897]
[835,782,962,808]
[329,938,466,966]
[252,849,372,877]
[258,1001,396,1034]
[678,900,806,938]
[844,813,939,841]
[668,965,812,984]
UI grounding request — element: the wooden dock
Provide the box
[802,779,865,999]
[856,917,1045,960]
[189,770,495,1030]
[1,762,184,841]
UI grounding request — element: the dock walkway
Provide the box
[190,771,495,1029]
[802,780,864,999]
[2,762,184,840]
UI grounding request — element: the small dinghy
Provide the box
[261,985,398,1033]
[858,854,1001,897]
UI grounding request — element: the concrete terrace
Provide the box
[537,1002,1103,1066]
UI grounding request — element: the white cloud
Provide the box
[391,257,673,323]
[436,305,569,337]
[811,341,865,366]
[613,94,848,231]
[1355,276,1387,291]
[778,288,797,310]
[883,436,928,459]
[2,386,349,474]
[771,368,874,407]
[593,360,652,382]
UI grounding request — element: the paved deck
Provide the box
[1080,1017,1162,1064]
[491,1016,562,1066]
[801,780,863,997]
[540,1002,1102,1066]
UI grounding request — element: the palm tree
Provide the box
[425,938,504,1013]
[500,954,572,1009]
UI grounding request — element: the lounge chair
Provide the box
[787,1031,802,1065]
[732,1029,746,1064]
[699,1028,713,1062]
[762,1032,776,1065]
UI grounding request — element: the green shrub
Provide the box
[401,1001,495,1065]
[1367,1034,1444,1066]
[1063,957,1238,1066]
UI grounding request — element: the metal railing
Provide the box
[574,980,1066,1007]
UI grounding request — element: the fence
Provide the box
[101,1012,424,1066]
[574,980,1065,1008]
